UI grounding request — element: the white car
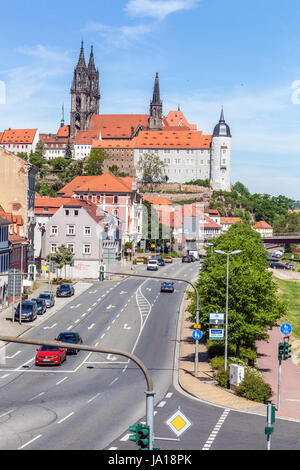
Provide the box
[147,260,159,271]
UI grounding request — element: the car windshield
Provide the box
[39,345,59,351]
[33,299,42,305]
[39,294,51,299]
[59,285,71,290]
[149,261,156,264]
[57,334,77,343]
[17,303,33,313]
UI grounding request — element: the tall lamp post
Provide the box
[214,249,242,372]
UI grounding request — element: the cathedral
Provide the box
[69,43,232,191]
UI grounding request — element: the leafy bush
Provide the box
[236,371,272,403]
[211,356,224,370]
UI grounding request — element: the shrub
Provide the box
[214,368,230,389]
[211,356,225,370]
[236,371,272,403]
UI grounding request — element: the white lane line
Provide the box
[88,323,95,330]
[120,433,130,442]
[166,392,173,399]
[87,393,100,404]
[57,412,74,424]
[110,377,119,386]
[43,323,57,330]
[202,408,230,450]
[100,334,105,339]
[81,313,87,318]
[30,392,45,401]
[87,307,92,312]
[112,319,116,324]
[108,447,118,450]
[67,325,73,331]
[157,401,166,408]
[75,319,80,324]
[93,302,97,307]
[106,326,111,331]
[18,434,42,449]
[56,377,68,385]
[6,351,21,359]
[16,357,35,370]
[1,374,9,379]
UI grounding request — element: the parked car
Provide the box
[55,332,83,355]
[56,283,74,297]
[38,292,55,308]
[31,298,47,315]
[269,262,287,269]
[163,256,173,263]
[160,281,175,293]
[155,258,165,266]
[182,255,192,263]
[35,344,67,366]
[147,260,159,271]
[187,254,196,262]
[14,301,38,322]
[285,263,296,271]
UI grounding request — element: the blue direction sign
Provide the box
[192,329,202,340]
[280,323,292,336]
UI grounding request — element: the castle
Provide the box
[69,42,232,191]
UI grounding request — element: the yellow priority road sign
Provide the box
[193,324,201,329]
[166,409,192,437]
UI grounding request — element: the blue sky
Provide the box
[1,0,300,199]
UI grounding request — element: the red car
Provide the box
[35,344,67,366]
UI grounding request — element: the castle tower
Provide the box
[148,73,163,130]
[70,42,100,137]
[210,108,232,191]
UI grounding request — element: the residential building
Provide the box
[39,125,74,160]
[57,172,143,244]
[0,148,38,262]
[0,217,10,309]
[220,217,242,232]
[41,199,113,279]
[91,139,136,176]
[74,130,100,160]
[0,128,39,156]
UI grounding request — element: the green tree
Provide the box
[49,157,69,173]
[85,149,107,175]
[188,222,286,357]
[137,152,166,184]
[65,139,73,159]
[45,245,74,279]
[35,140,46,158]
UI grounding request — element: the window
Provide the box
[114,196,118,204]
[50,225,58,236]
[51,244,57,253]
[65,210,69,216]
[67,224,75,235]
[83,244,91,254]
[67,243,75,254]
[74,210,79,216]
[84,226,91,236]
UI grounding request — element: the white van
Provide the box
[147,260,159,271]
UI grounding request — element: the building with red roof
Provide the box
[253,220,273,238]
[0,128,39,156]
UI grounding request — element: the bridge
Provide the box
[262,233,300,244]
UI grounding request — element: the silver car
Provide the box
[38,292,55,308]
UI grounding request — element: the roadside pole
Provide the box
[0,335,156,450]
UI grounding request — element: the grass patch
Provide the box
[276,278,300,339]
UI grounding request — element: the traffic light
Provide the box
[283,342,292,360]
[278,342,284,361]
[129,423,150,450]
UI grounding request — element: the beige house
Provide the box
[220,217,242,232]
[0,148,38,262]
[253,221,273,238]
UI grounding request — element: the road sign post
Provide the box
[277,323,293,411]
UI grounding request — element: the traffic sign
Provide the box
[192,329,202,340]
[209,328,224,340]
[280,323,292,336]
[166,409,192,437]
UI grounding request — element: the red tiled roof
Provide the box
[56,125,70,138]
[92,138,135,149]
[89,114,149,139]
[1,128,37,144]
[254,221,272,229]
[134,130,211,149]
[143,196,173,206]
[75,130,100,145]
[58,172,136,197]
[220,217,242,224]
[35,197,77,215]
[163,110,197,130]
[9,234,29,245]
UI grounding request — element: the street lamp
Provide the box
[214,249,242,372]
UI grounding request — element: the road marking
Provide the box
[202,408,230,450]
[158,401,166,408]
[17,357,35,370]
[107,305,115,310]
[81,313,87,318]
[93,302,97,307]
[89,290,98,294]
[70,304,80,309]
[88,323,95,330]
[75,319,80,324]
[101,334,105,339]
[87,393,100,404]
[107,354,117,361]
[120,291,127,295]
[43,323,57,330]
[6,351,21,359]
[30,392,45,401]
[18,434,42,449]
[110,377,119,386]
[0,409,14,418]
[123,324,132,330]
[0,374,9,379]
[56,377,68,385]
[106,326,111,331]
[166,392,173,399]
[57,412,74,424]
[112,319,116,324]
[120,433,130,442]
[108,447,118,450]
[67,325,73,331]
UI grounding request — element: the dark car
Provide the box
[160,281,175,293]
[156,258,165,266]
[56,284,74,297]
[14,301,38,322]
[38,292,55,308]
[285,263,296,271]
[182,255,192,263]
[55,332,83,355]
[187,254,196,262]
[270,262,287,270]
[31,298,47,315]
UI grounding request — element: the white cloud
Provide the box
[125,0,200,20]
[84,22,152,48]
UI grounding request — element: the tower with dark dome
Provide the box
[210,108,232,191]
